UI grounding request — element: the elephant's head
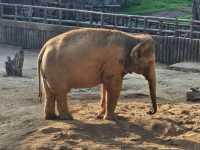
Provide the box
[127,38,157,114]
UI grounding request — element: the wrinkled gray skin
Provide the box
[38,28,157,120]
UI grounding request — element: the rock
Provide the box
[181,110,190,115]
[40,127,62,134]
[187,87,200,102]
[151,121,184,136]
[169,62,200,73]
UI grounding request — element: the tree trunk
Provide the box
[5,50,24,77]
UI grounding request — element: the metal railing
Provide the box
[1,3,200,38]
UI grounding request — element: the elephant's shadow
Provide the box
[53,116,200,149]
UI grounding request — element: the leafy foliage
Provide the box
[121,0,192,15]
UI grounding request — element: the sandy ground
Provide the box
[0,44,200,150]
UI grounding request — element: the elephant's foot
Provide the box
[59,112,73,120]
[96,110,105,119]
[45,114,59,120]
[103,113,117,120]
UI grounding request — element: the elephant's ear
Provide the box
[130,40,154,59]
[130,42,145,59]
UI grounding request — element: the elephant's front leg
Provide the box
[103,76,122,120]
[96,84,107,119]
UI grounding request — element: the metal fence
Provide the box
[0,18,200,65]
[1,3,200,38]
[1,3,200,64]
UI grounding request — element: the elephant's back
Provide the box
[40,29,108,88]
[43,29,117,65]
[41,29,127,88]
[41,28,130,74]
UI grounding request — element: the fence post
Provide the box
[190,20,194,39]
[135,17,138,28]
[128,16,132,29]
[159,19,163,36]
[144,17,147,31]
[58,9,62,25]
[75,11,79,26]
[44,7,47,23]
[114,15,117,26]
[89,13,93,25]
[14,4,17,20]
[175,18,179,37]
[28,6,32,22]
[100,13,104,27]
[0,3,2,18]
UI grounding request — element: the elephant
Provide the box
[38,28,157,120]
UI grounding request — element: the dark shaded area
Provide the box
[25,117,199,150]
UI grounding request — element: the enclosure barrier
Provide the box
[0,18,200,65]
[1,3,200,38]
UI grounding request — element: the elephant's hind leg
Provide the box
[103,76,122,120]
[96,84,107,119]
[44,90,57,120]
[56,94,73,120]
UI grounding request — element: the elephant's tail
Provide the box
[37,45,46,103]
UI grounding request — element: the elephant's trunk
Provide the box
[145,62,157,115]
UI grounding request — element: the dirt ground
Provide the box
[0,44,200,150]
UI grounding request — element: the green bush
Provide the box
[127,0,141,5]
[120,0,192,15]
